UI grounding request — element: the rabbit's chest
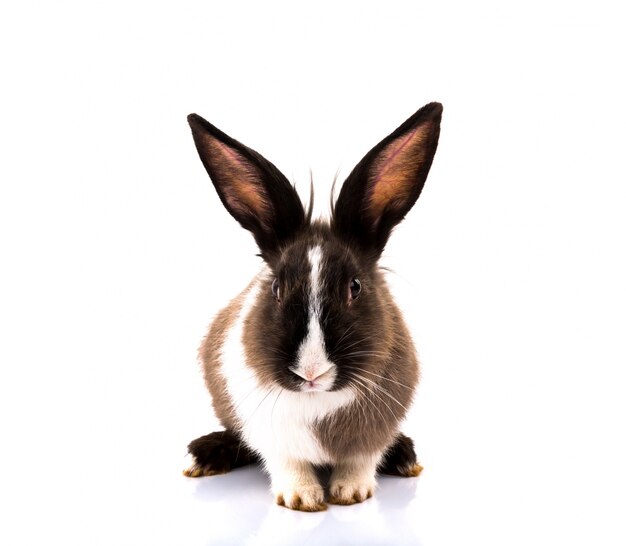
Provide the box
[235,388,355,464]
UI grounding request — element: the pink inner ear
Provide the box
[205,137,272,229]
[367,123,430,220]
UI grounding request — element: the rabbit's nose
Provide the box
[289,362,332,382]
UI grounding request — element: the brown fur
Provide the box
[243,274,288,391]
[198,286,248,431]
[314,277,419,458]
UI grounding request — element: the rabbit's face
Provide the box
[246,225,387,394]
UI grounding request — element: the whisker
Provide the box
[334,337,366,354]
[271,387,284,435]
[333,323,356,349]
[347,373,389,422]
[355,373,412,413]
[352,374,397,416]
[230,383,263,416]
[238,386,279,433]
[357,368,414,390]
[351,384,370,425]
[342,364,413,414]
[341,350,388,358]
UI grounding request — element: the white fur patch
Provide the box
[219,268,355,470]
[292,245,336,392]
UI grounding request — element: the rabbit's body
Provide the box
[200,234,419,469]
[183,103,442,511]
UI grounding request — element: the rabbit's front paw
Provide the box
[275,482,327,512]
[271,462,326,512]
[328,477,375,505]
[328,456,378,505]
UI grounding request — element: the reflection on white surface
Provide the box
[184,465,423,546]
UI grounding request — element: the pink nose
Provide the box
[289,364,331,382]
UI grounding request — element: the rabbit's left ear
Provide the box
[188,114,306,258]
[332,102,442,258]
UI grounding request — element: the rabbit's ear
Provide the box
[332,102,442,258]
[188,114,306,257]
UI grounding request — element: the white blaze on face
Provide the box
[293,245,336,391]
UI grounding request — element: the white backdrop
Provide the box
[1,1,625,545]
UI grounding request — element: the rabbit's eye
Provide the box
[271,278,280,301]
[349,278,361,300]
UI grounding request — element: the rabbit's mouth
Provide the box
[288,364,336,393]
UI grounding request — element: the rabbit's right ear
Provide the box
[188,114,306,258]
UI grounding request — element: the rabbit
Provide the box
[183,102,443,512]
